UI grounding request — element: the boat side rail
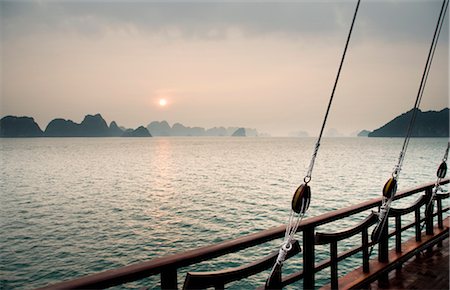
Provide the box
[36,179,449,290]
[315,213,378,289]
[313,182,449,290]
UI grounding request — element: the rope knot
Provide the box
[276,241,292,265]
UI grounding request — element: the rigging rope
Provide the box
[266,1,361,287]
[370,0,449,245]
[423,142,449,226]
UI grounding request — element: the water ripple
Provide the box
[0,137,448,289]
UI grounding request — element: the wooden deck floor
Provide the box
[369,237,449,290]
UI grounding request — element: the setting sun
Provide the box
[159,99,167,107]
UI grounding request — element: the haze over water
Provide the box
[1,137,448,289]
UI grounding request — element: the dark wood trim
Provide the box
[182,240,301,290]
[319,218,449,290]
[35,179,449,290]
[315,213,377,244]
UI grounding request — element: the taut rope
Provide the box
[265,1,361,287]
[370,0,448,245]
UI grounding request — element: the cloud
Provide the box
[2,1,447,44]
[1,0,448,136]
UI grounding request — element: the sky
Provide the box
[1,0,449,136]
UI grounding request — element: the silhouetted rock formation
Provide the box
[232,128,246,137]
[45,118,81,137]
[147,121,171,136]
[109,121,123,137]
[43,114,143,137]
[147,121,258,137]
[44,113,110,137]
[122,126,151,137]
[289,130,309,137]
[369,108,449,137]
[205,127,228,136]
[171,123,205,136]
[1,114,262,138]
[325,128,344,137]
[0,116,43,137]
[79,114,110,137]
[357,130,371,137]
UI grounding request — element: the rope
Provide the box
[371,0,448,246]
[422,141,449,231]
[266,1,361,286]
[392,0,448,180]
[305,0,361,183]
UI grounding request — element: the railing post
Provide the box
[437,195,444,229]
[161,267,178,290]
[414,208,421,242]
[303,226,315,290]
[425,187,434,235]
[330,241,338,290]
[377,219,389,288]
[214,282,225,290]
[378,218,389,263]
[362,228,369,273]
[395,215,402,253]
[437,196,444,247]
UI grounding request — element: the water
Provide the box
[0,137,448,289]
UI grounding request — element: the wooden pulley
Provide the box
[382,177,397,199]
[437,161,447,179]
[292,184,311,214]
[371,222,383,243]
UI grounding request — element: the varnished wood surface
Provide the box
[320,218,449,290]
[369,237,449,290]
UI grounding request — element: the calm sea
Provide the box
[0,137,448,289]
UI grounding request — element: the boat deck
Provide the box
[370,237,449,290]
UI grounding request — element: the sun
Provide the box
[159,98,167,107]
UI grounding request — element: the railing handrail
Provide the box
[37,179,449,290]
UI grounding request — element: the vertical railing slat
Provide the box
[395,215,402,253]
[425,187,434,235]
[330,241,339,289]
[161,268,178,290]
[414,208,421,242]
[303,227,316,290]
[362,228,369,273]
[377,219,389,287]
[437,196,443,229]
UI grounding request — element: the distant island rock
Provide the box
[232,128,246,137]
[122,126,152,137]
[325,128,345,137]
[357,130,371,137]
[80,114,110,136]
[147,120,258,137]
[0,114,260,138]
[45,118,81,137]
[45,114,111,137]
[369,108,449,137]
[0,116,43,137]
[147,121,171,136]
[109,121,124,137]
[289,130,309,137]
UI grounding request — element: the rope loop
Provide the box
[304,176,311,184]
[275,241,292,265]
[391,171,398,179]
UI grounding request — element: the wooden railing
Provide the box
[37,179,449,290]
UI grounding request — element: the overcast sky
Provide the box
[1,0,448,136]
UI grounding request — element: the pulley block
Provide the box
[383,177,397,199]
[437,161,447,179]
[292,184,311,214]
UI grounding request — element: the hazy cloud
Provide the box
[1,0,448,136]
[2,1,447,42]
